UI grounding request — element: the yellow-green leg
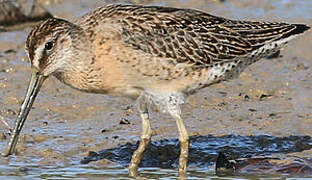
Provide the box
[173,113,189,176]
[129,96,152,177]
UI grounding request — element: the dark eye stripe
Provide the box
[38,49,50,70]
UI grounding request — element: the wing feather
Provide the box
[89,4,309,65]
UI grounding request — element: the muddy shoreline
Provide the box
[0,0,311,179]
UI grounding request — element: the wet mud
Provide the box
[0,0,311,179]
[81,134,312,176]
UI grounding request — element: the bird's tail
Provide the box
[275,24,310,41]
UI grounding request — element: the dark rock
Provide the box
[215,152,235,176]
[0,0,53,31]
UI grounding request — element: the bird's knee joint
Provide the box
[140,135,151,141]
[179,137,189,144]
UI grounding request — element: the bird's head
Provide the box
[26,18,83,76]
[3,18,85,156]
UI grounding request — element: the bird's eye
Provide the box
[45,41,54,50]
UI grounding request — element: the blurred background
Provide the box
[0,0,311,179]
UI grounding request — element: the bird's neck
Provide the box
[53,29,97,92]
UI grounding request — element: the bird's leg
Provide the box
[171,109,189,176]
[129,95,152,177]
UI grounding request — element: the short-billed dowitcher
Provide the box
[3,4,310,176]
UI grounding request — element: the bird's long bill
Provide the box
[2,67,46,156]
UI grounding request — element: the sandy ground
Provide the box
[0,0,311,178]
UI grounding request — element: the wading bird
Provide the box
[3,4,310,177]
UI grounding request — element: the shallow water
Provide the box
[81,135,312,168]
[0,0,312,179]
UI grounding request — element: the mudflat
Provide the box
[0,0,311,178]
